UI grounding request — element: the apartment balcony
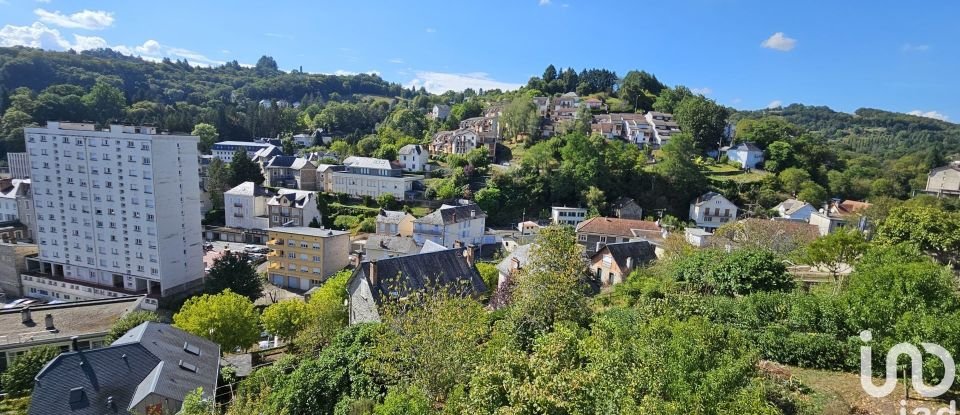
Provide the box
[268,262,281,270]
[267,251,280,258]
[266,239,282,247]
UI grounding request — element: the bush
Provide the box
[333,215,360,230]
[753,326,853,370]
[1,346,59,396]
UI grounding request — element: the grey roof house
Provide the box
[29,322,219,415]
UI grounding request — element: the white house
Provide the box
[925,163,960,196]
[689,192,739,231]
[645,112,680,146]
[430,104,451,120]
[398,144,428,172]
[224,181,273,230]
[412,203,487,248]
[551,207,588,227]
[327,157,422,201]
[430,128,479,155]
[774,198,817,221]
[726,142,764,169]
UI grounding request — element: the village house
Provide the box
[363,235,419,261]
[495,243,533,288]
[430,128,478,156]
[516,220,541,235]
[575,216,662,255]
[0,178,34,241]
[551,206,588,227]
[430,104,451,120]
[412,203,487,248]
[725,142,765,169]
[689,192,739,231]
[459,116,499,158]
[398,144,429,172]
[924,162,960,197]
[262,156,317,190]
[224,181,274,230]
[809,199,871,236]
[645,112,680,147]
[589,241,657,287]
[347,248,487,324]
[267,189,322,227]
[611,197,644,220]
[327,157,423,201]
[773,198,817,221]
[376,209,416,236]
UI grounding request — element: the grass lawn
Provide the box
[410,206,432,217]
[788,365,955,415]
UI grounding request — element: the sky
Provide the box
[1,0,958,121]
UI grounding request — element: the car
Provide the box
[254,247,271,254]
[243,244,258,252]
[3,298,35,309]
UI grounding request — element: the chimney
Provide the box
[71,336,79,351]
[464,245,475,267]
[511,257,521,271]
[20,307,32,324]
[470,210,476,218]
[44,314,54,330]
[368,260,378,286]
[354,251,363,267]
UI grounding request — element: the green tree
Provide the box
[206,157,231,210]
[382,108,427,138]
[104,310,162,343]
[803,229,867,292]
[376,193,398,210]
[708,248,793,296]
[475,262,499,293]
[654,132,707,214]
[191,123,219,154]
[261,299,311,343]
[374,386,431,415]
[764,141,794,172]
[180,387,214,415]
[329,140,353,160]
[778,167,812,195]
[735,117,798,149]
[294,270,351,352]
[82,78,127,125]
[0,346,59,397]
[501,96,538,140]
[652,85,693,114]
[229,148,265,186]
[204,251,264,301]
[174,289,260,353]
[874,206,960,264]
[673,95,730,151]
[465,147,490,170]
[542,64,558,83]
[798,181,828,207]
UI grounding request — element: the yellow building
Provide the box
[266,227,351,290]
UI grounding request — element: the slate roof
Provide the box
[413,203,486,226]
[730,142,763,152]
[268,226,349,238]
[225,181,273,197]
[252,145,283,160]
[265,155,297,168]
[595,241,657,272]
[496,243,534,276]
[398,144,424,155]
[0,179,29,200]
[268,189,313,208]
[576,217,660,238]
[692,192,734,207]
[0,296,145,352]
[377,209,410,225]
[343,156,394,170]
[350,249,487,306]
[367,234,418,255]
[29,322,219,415]
[289,157,316,171]
[775,199,814,215]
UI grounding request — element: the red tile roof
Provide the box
[576,217,660,238]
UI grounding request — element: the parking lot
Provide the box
[203,241,270,271]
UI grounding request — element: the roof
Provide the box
[496,243,533,276]
[730,142,763,152]
[224,181,272,197]
[343,156,393,170]
[265,155,297,168]
[832,200,872,216]
[576,217,660,238]
[214,141,272,148]
[268,189,314,208]
[594,241,657,271]
[692,192,734,207]
[268,226,349,238]
[289,157,316,170]
[0,179,29,199]
[398,144,424,155]
[366,235,418,255]
[377,209,411,225]
[252,145,282,160]
[413,203,486,226]
[29,322,218,415]
[350,249,487,306]
[775,199,814,215]
[419,239,447,253]
[0,296,145,351]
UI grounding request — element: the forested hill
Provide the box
[733,104,960,159]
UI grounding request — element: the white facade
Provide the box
[925,164,960,195]
[689,192,739,231]
[398,144,428,172]
[7,152,30,179]
[210,141,273,163]
[24,122,203,298]
[774,199,817,221]
[412,204,487,248]
[551,207,588,226]
[224,182,270,230]
[0,179,27,222]
[726,142,764,169]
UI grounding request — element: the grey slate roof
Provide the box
[596,241,657,272]
[496,244,534,276]
[692,191,730,206]
[413,203,486,226]
[266,155,297,168]
[367,234,418,255]
[350,249,487,306]
[377,209,410,225]
[29,322,219,415]
[0,296,144,353]
[731,142,763,152]
[398,144,424,155]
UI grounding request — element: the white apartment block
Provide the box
[224,181,272,230]
[7,152,31,179]
[326,157,422,201]
[210,141,273,163]
[551,206,588,226]
[22,122,203,301]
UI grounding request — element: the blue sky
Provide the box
[1,0,958,121]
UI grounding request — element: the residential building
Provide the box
[0,178,34,240]
[551,206,588,227]
[0,296,148,375]
[575,216,662,255]
[376,209,415,236]
[6,152,30,179]
[430,128,478,155]
[459,116,499,158]
[262,156,317,190]
[211,140,274,162]
[685,228,713,248]
[364,234,419,261]
[224,182,274,230]
[809,199,871,236]
[725,142,765,169]
[584,97,603,110]
[924,162,960,196]
[430,104,451,120]
[774,198,817,221]
[589,241,657,287]
[412,203,487,248]
[327,157,423,201]
[266,227,350,290]
[689,192,739,231]
[623,117,654,145]
[495,243,532,289]
[0,240,39,297]
[612,197,644,220]
[267,189,322,228]
[398,144,429,172]
[291,132,315,147]
[645,112,680,146]
[29,322,219,415]
[347,248,487,324]
[24,122,203,300]
[250,145,283,165]
[517,220,541,235]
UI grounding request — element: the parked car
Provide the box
[243,245,258,252]
[254,247,271,254]
[3,298,36,309]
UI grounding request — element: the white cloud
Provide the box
[406,71,522,93]
[691,87,713,95]
[35,0,52,3]
[0,22,109,51]
[388,58,404,64]
[539,0,551,5]
[264,32,293,39]
[425,28,436,33]
[908,110,948,121]
[767,100,783,109]
[114,39,225,67]
[761,32,796,52]
[34,8,114,30]
[901,43,930,52]
[331,69,380,76]
[731,98,743,105]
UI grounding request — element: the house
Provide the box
[495,243,533,288]
[0,296,147,373]
[398,144,429,172]
[364,235,419,261]
[622,117,654,145]
[924,163,960,196]
[412,203,487,248]
[263,156,317,190]
[809,199,872,236]
[645,112,680,147]
[517,220,541,235]
[28,322,219,415]
[211,141,274,163]
[774,198,817,221]
[266,227,350,290]
[590,115,621,139]
[0,239,38,297]
[589,241,657,286]
[533,97,551,117]
[250,145,284,165]
[347,248,487,324]
[575,216,662,255]
[430,104,451,120]
[551,206,588,226]
[0,178,34,240]
[430,128,478,155]
[584,97,603,110]
[376,209,415,236]
[327,157,423,201]
[725,142,764,169]
[267,190,322,227]
[612,197,644,220]
[689,192,739,231]
[685,228,713,247]
[224,182,274,230]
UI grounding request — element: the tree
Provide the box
[382,108,427,139]
[707,248,794,296]
[475,262,499,293]
[798,181,828,207]
[778,167,812,195]
[652,85,693,114]
[191,123,218,154]
[654,132,707,214]
[255,55,279,76]
[204,251,264,301]
[874,206,960,265]
[180,388,214,415]
[104,310,162,343]
[82,79,126,125]
[376,193,398,210]
[764,140,794,172]
[673,95,729,151]
[229,148,265,186]
[501,96,538,140]
[374,386,431,415]
[465,147,490,170]
[261,299,311,343]
[542,64,558,83]
[619,70,662,112]
[0,346,59,397]
[735,117,798,149]
[294,270,351,352]
[206,157,231,210]
[803,229,867,292]
[173,289,260,352]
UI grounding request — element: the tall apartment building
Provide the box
[6,152,31,179]
[22,122,203,301]
[266,227,350,290]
